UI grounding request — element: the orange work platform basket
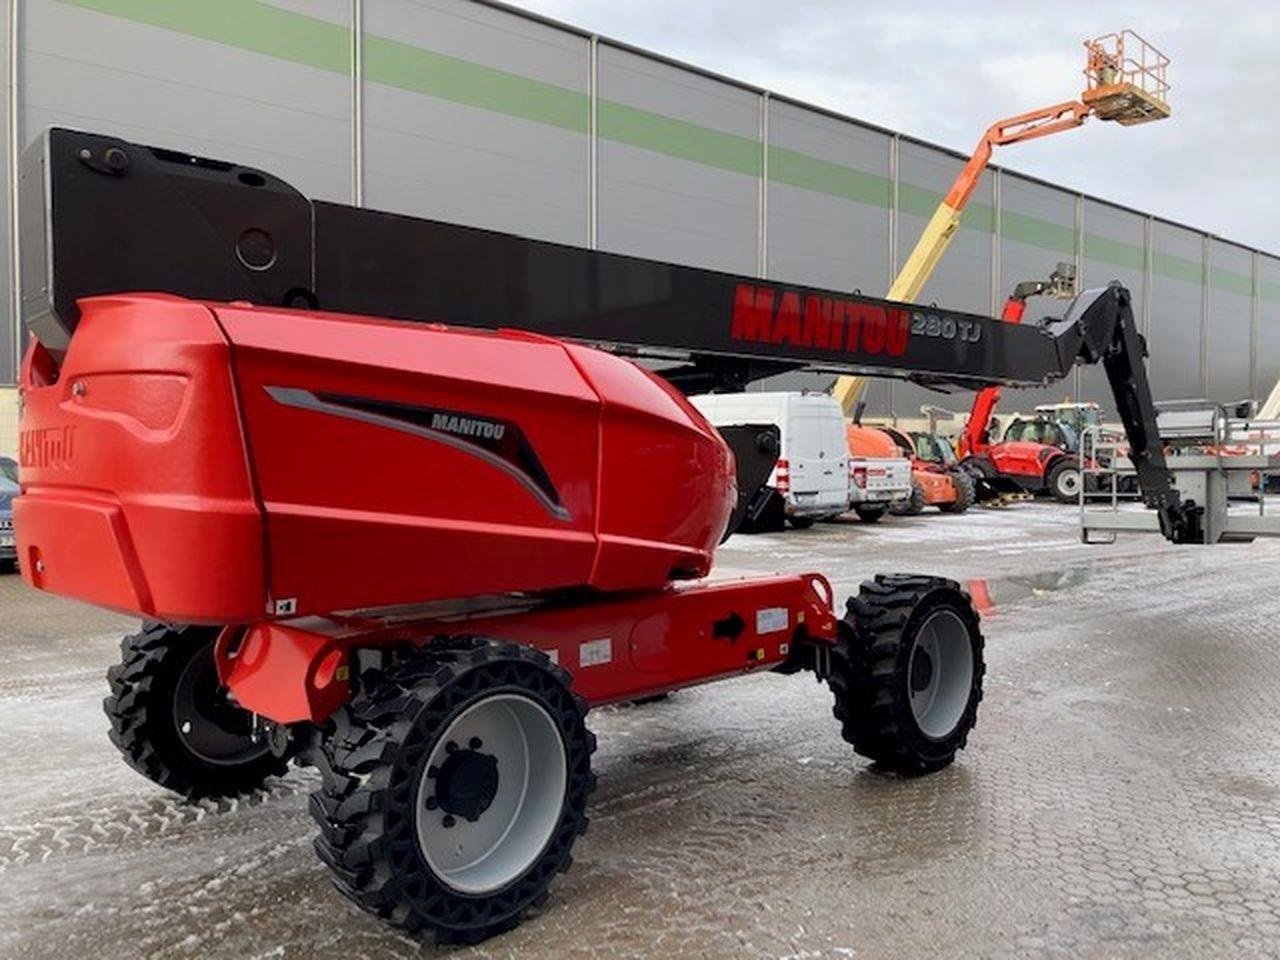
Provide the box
[1083,30,1171,126]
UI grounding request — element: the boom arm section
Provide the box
[1042,285,1202,543]
[19,130,1073,390]
[18,128,1198,541]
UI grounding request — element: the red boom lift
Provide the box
[12,129,1198,944]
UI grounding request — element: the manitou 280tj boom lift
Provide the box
[14,128,1198,944]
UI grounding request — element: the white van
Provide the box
[690,392,849,528]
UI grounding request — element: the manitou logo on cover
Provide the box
[730,283,911,358]
[430,413,506,441]
[20,425,75,470]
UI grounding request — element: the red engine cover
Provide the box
[16,295,735,622]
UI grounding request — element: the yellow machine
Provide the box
[833,31,1171,413]
[1260,378,1280,422]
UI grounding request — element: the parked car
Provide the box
[843,425,914,522]
[0,472,16,570]
[690,392,848,529]
[0,455,15,483]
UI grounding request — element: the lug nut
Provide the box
[445,741,458,754]
[425,796,438,810]
[469,737,483,750]
[442,815,456,828]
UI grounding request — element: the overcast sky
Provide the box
[513,0,1277,252]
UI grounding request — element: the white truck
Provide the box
[690,391,910,529]
[842,424,915,522]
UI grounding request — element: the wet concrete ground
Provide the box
[3,502,1280,958]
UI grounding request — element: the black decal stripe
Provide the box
[314,392,564,513]
[264,387,571,522]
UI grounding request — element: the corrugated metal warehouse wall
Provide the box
[2,0,1278,431]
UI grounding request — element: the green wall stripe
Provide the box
[897,182,944,219]
[1209,265,1255,298]
[57,0,1270,300]
[1152,251,1203,285]
[364,35,588,133]
[1083,232,1145,272]
[768,145,888,208]
[65,0,350,72]
[599,102,759,175]
[898,183,994,232]
[1001,210,1074,255]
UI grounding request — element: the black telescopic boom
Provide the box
[23,129,1070,389]
[17,128,1200,541]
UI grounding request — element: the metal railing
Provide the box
[1084,30,1171,102]
[1079,407,1280,544]
[1079,426,1136,544]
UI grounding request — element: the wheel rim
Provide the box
[907,610,974,739]
[171,648,272,766]
[416,693,567,895]
[1056,468,1081,497]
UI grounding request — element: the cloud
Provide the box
[514,0,1277,251]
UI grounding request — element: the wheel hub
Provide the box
[433,745,499,822]
[415,693,569,895]
[907,609,976,740]
[172,647,272,766]
[910,647,935,692]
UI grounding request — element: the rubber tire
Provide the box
[890,483,925,516]
[827,574,985,775]
[938,471,976,513]
[963,457,997,480]
[310,638,596,945]
[104,623,290,798]
[1046,458,1083,504]
[854,504,887,523]
[787,516,816,529]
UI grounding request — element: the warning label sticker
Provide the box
[756,607,788,635]
[579,637,612,667]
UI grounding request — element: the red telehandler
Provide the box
[957,264,1091,502]
[12,129,1199,944]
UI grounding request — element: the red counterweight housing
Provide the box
[15,294,736,623]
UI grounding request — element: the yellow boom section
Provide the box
[831,204,961,411]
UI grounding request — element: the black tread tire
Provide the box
[787,516,816,529]
[963,456,997,479]
[854,504,887,523]
[938,470,976,513]
[890,483,925,516]
[1046,457,1083,504]
[104,622,290,798]
[827,574,985,775]
[310,638,595,945]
